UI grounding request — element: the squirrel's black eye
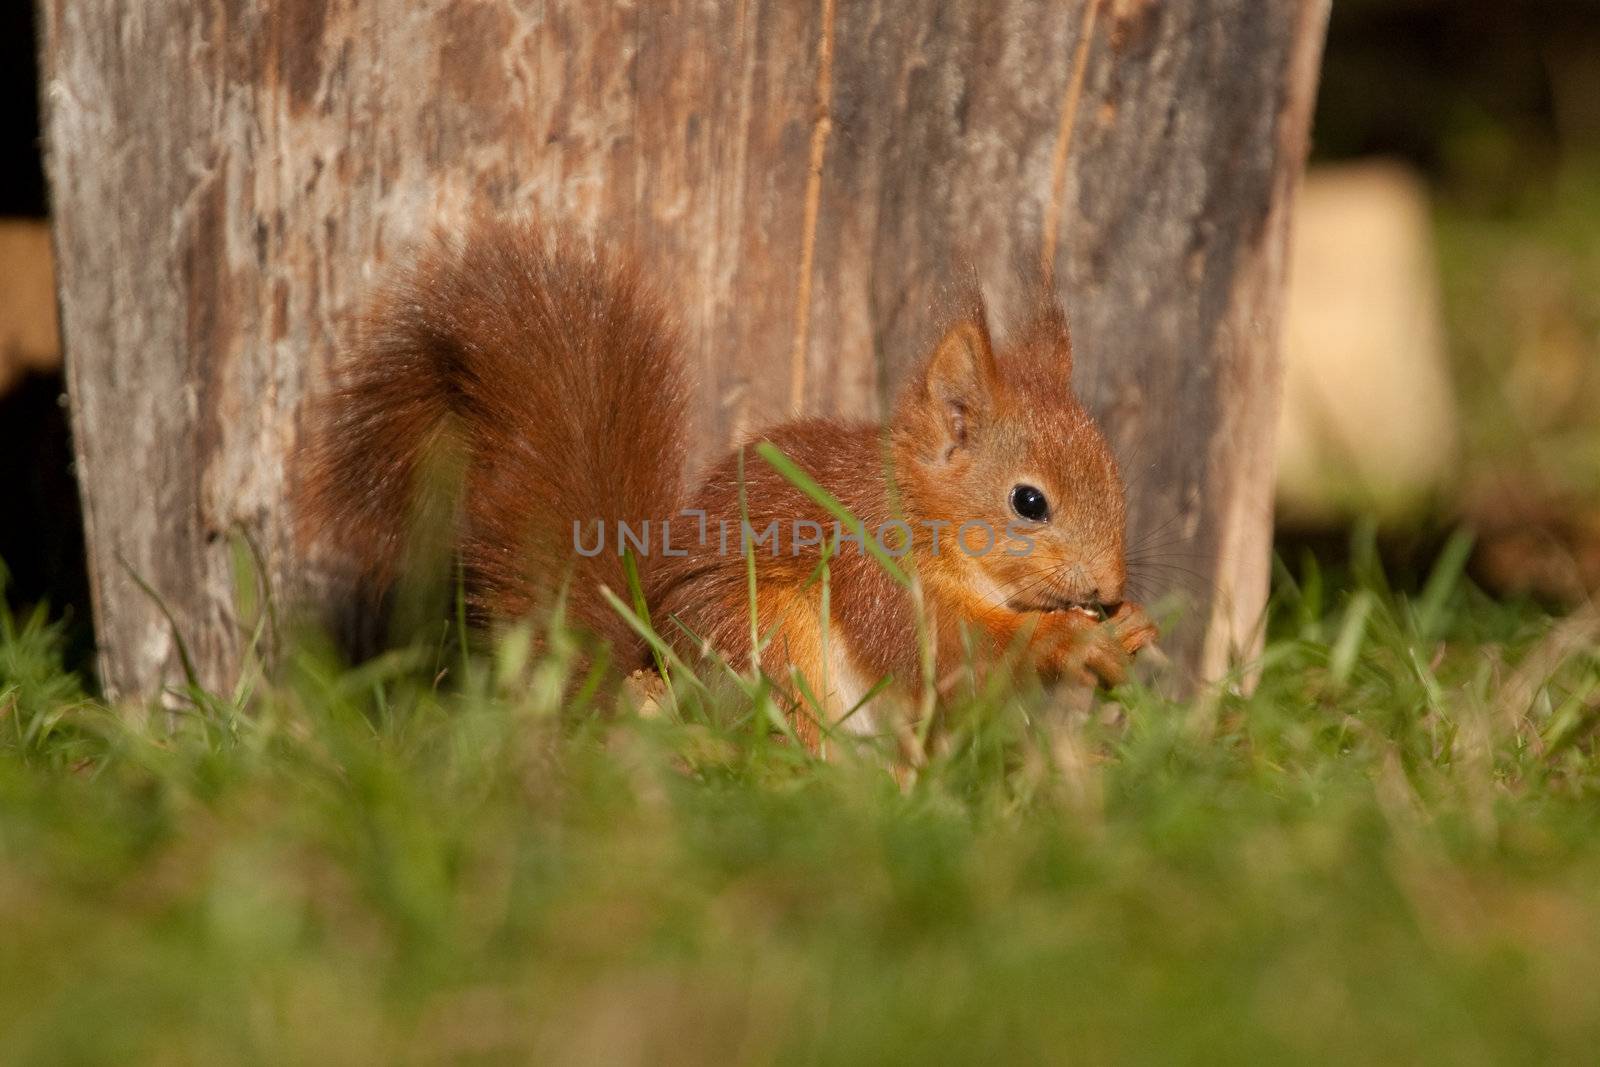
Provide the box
[1010,484,1050,522]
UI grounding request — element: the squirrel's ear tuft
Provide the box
[1032,299,1073,383]
[922,305,1000,459]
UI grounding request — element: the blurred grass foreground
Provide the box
[4,539,1600,1063]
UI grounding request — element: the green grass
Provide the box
[2,544,1600,1065]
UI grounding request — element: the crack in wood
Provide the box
[788,0,836,416]
[1041,0,1103,280]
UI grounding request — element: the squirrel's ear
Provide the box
[922,308,1000,459]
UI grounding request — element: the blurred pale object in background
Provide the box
[0,219,61,395]
[1277,161,1459,523]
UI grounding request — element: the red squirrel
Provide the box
[302,218,1156,750]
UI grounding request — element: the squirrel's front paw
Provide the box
[1106,601,1158,659]
[1059,602,1157,689]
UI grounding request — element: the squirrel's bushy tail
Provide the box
[300,218,689,653]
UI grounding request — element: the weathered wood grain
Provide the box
[39,0,1327,699]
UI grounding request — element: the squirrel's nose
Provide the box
[1092,581,1124,612]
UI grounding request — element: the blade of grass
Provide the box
[118,552,209,718]
[598,587,710,696]
[737,447,764,677]
[756,441,909,586]
[1330,590,1375,687]
[623,547,673,697]
[1413,528,1475,642]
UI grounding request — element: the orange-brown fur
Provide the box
[302,218,1155,747]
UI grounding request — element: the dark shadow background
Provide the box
[2,1,90,668]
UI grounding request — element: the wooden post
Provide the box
[39,0,1328,700]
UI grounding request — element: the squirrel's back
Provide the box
[301,219,690,652]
